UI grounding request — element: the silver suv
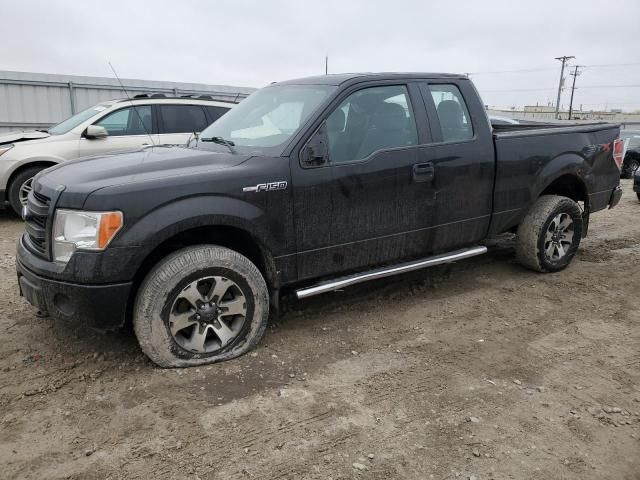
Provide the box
[0,95,234,214]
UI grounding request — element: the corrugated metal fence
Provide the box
[0,70,256,134]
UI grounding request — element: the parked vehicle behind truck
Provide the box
[620,129,640,178]
[0,95,234,215]
[16,73,624,367]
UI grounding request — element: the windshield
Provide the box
[48,104,112,135]
[199,84,336,154]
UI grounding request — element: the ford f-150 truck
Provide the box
[16,73,624,367]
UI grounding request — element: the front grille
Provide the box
[33,191,49,205]
[24,190,51,258]
[31,214,46,228]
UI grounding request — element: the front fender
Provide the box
[114,195,274,252]
[0,155,64,190]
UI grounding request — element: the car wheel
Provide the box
[622,158,640,179]
[516,195,583,273]
[8,166,44,216]
[133,245,269,368]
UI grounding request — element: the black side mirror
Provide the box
[300,122,329,167]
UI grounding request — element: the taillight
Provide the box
[613,138,624,170]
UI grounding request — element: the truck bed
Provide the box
[489,122,621,236]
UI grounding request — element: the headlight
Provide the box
[52,209,123,263]
[0,144,14,156]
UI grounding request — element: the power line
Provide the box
[468,62,640,76]
[477,84,640,93]
[582,62,640,68]
[469,67,556,75]
[578,84,640,89]
[478,87,557,92]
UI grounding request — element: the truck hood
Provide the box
[0,130,50,145]
[35,146,252,198]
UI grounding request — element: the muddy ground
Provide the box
[0,182,639,480]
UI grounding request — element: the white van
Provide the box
[0,95,234,214]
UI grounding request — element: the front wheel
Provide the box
[8,166,45,216]
[516,195,583,273]
[133,245,269,367]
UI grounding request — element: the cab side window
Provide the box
[95,106,152,136]
[428,84,473,142]
[159,105,209,134]
[326,85,418,163]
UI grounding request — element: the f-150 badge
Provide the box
[243,181,288,193]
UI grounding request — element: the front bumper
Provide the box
[16,254,132,330]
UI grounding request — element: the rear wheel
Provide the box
[133,245,269,367]
[8,166,45,216]
[516,195,583,273]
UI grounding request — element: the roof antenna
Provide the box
[108,61,155,147]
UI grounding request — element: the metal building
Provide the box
[0,70,256,134]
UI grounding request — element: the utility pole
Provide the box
[325,55,328,75]
[568,65,582,120]
[554,55,574,119]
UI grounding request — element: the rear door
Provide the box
[78,105,158,157]
[415,80,495,251]
[157,104,211,146]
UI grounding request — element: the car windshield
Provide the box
[198,84,336,154]
[48,104,112,135]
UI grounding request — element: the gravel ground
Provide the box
[0,182,639,480]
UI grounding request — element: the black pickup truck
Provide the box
[16,73,624,367]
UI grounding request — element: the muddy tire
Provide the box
[133,245,269,368]
[8,166,44,216]
[516,195,583,273]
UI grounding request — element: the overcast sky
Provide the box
[3,0,640,111]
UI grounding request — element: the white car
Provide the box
[0,95,234,214]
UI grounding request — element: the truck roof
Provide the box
[275,72,467,86]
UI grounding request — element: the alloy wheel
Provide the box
[168,276,247,353]
[19,177,33,206]
[544,213,574,261]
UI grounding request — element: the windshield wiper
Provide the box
[36,129,49,133]
[200,136,236,154]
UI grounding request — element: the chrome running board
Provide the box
[295,245,487,299]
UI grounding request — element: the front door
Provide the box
[293,83,437,281]
[78,105,157,157]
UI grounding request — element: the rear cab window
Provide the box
[427,84,474,142]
